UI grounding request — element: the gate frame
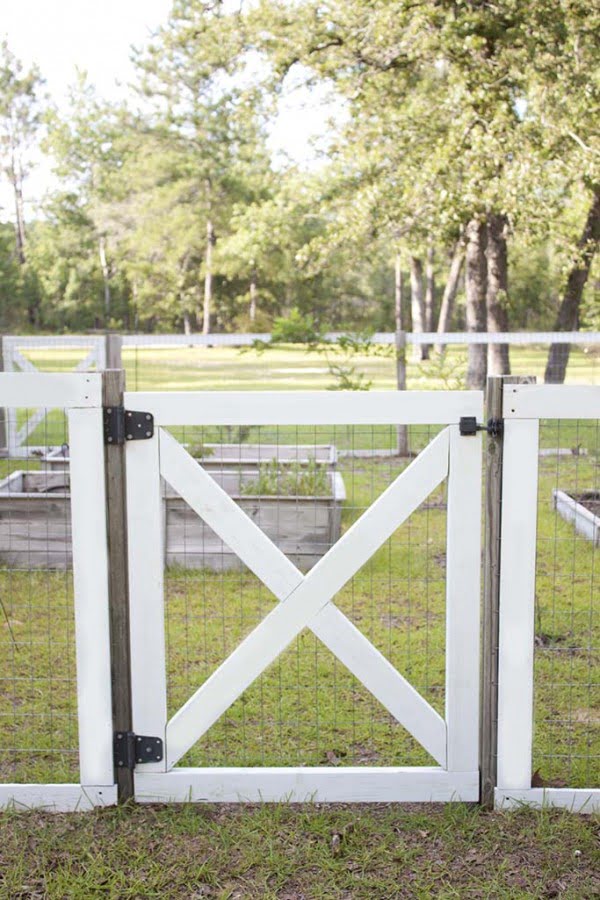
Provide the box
[2,336,106,457]
[0,373,116,811]
[495,383,600,813]
[125,389,483,803]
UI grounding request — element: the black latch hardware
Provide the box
[459,416,503,438]
[113,731,163,770]
[104,407,154,445]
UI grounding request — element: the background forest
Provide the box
[0,0,598,368]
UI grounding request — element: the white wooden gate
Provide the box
[126,390,483,803]
[2,336,106,456]
[0,374,115,811]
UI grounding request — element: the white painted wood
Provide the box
[126,431,168,771]
[12,348,38,373]
[160,430,447,766]
[160,429,304,599]
[0,373,102,407]
[504,384,600,420]
[497,419,540,791]
[0,784,117,811]
[136,767,479,803]
[553,489,600,545]
[16,406,47,447]
[166,428,450,768]
[68,408,114,786]
[312,606,447,765]
[74,348,97,373]
[127,391,483,427]
[445,425,482,772]
[495,788,600,813]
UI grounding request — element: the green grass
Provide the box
[0,803,598,898]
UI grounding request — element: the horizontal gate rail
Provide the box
[125,390,482,426]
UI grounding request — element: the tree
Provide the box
[0,41,45,323]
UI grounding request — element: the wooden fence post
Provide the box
[105,334,123,370]
[0,336,6,455]
[103,368,134,802]
[395,329,409,456]
[481,373,536,808]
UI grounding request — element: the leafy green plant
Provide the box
[188,443,214,458]
[241,458,330,496]
[270,308,322,344]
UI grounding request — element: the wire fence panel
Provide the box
[534,418,599,790]
[161,423,447,771]
[0,408,79,784]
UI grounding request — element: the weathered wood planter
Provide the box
[165,469,345,572]
[0,471,72,568]
[43,443,337,471]
[553,489,600,546]
[0,468,346,571]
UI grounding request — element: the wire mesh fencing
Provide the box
[0,407,79,784]
[533,418,599,790]
[161,422,447,769]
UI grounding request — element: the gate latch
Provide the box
[104,407,154,445]
[459,416,503,438]
[114,731,163,770]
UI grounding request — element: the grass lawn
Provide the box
[0,803,598,898]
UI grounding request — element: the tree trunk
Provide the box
[423,243,435,358]
[465,217,488,390]
[486,213,511,376]
[203,219,215,336]
[435,242,464,353]
[545,186,600,383]
[98,235,112,325]
[183,311,192,336]
[410,256,427,361]
[249,271,257,323]
[394,253,409,456]
[10,154,26,266]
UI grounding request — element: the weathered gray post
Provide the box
[105,333,123,370]
[480,373,536,808]
[0,336,6,455]
[102,368,134,802]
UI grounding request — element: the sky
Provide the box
[0,0,337,217]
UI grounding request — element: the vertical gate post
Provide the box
[0,336,6,455]
[105,333,123,370]
[480,374,536,808]
[103,368,134,802]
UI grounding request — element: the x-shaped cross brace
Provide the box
[160,427,450,770]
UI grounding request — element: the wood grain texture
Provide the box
[103,370,134,802]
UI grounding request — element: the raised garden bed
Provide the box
[42,443,337,470]
[553,489,600,546]
[0,468,346,571]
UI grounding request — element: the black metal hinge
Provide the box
[459,416,504,438]
[113,731,164,770]
[104,407,154,445]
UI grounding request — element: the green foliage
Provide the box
[271,308,322,344]
[241,458,330,496]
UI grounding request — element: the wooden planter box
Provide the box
[0,471,72,568]
[165,470,345,572]
[0,469,346,572]
[43,443,337,471]
[553,489,600,546]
